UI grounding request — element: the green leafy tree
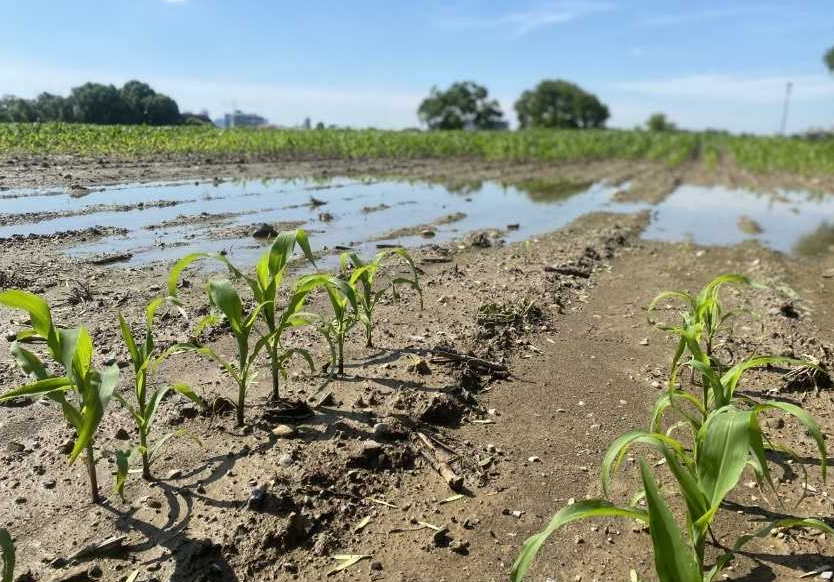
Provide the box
[0,96,37,122]
[120,80,157,123]
[647,112,676,132]
[515,79,609,129]
[70,83,131,124]
[418,81,504,130]
[34,93,73,122]
[825,44,834,73]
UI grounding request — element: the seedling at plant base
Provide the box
[0,290,119,503]
[167,229,317,400]
[340,248,422,348]
[1,527,14,582]
[114,297,205,494]
[512,404,832,582]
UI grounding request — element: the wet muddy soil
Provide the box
[0,156,833,582]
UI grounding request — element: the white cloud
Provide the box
[437,1,616,36]
[615,74,834,104]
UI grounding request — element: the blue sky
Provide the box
[1,0,833,133]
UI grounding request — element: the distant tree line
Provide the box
[418,79,610,131]
[0,80,196,126]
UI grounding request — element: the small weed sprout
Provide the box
[0,290,119,503]
[340,249,422,348]
[114,297,205,495]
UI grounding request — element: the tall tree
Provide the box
[418,81,504,130]
[120,80,157,124]
[515,80,609,129]
[825,44,834,73]
[70,83,131,124]
[646,112,676,132]
[34,93,73,122]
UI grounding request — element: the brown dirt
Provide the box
[0,156,833,582]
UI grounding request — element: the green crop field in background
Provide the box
[1,123,833,176]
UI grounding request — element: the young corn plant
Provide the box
[0,527,13,582]
[512,405,833,582]
[168,277,275,427]
[293,274,359,376]
[167,229,316,400]
[340,248,422,348]
[114,297,205,493]
[0,290,119,503]
[648,273,759,373]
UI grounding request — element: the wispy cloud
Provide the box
[640,5,778,27]
[437,1,616,36]
[615,73,834,104]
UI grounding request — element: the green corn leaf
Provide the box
[0,289,53,340]
[118,313,141,368]
[145,386,172,429]
[639,459,702,582]
[9,342,48,380]
[0,376,73,402]
[170,383,206,410]
[207,279,244,335]
[733,517,834,552]
[167,252,209,297]
[753,401,827,481]
[746,414,778,497]
[695,406,753,527]
[114,448,132,500]
[601,430,692,498]
[0,527,14,582]
[510,500,648,582]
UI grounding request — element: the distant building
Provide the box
[215,110,268,128]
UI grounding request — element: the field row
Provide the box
[2,124,834,176]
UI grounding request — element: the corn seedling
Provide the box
[512,405,833,582]
[293,274,359,376]
[340,248,422,348]
[167,229,317,400]
[0,290,119,503]
[648,273,759,369]
[114,297,205,494]
[169,277,277,426]
[0,527,13,582]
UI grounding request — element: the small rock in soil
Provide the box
[272,424,298,439]
[408,357,432,375]
[166,469,183,480]
[252,223,277,239]
[432,527,451,547]
[6,442,24,453]
[278,454,294,467]
[450,539,470,555]
[373,422,393,438]
[639,338,649,346]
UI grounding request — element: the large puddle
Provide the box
[0,178,832,266]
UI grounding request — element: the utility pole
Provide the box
[778,82,792,136]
